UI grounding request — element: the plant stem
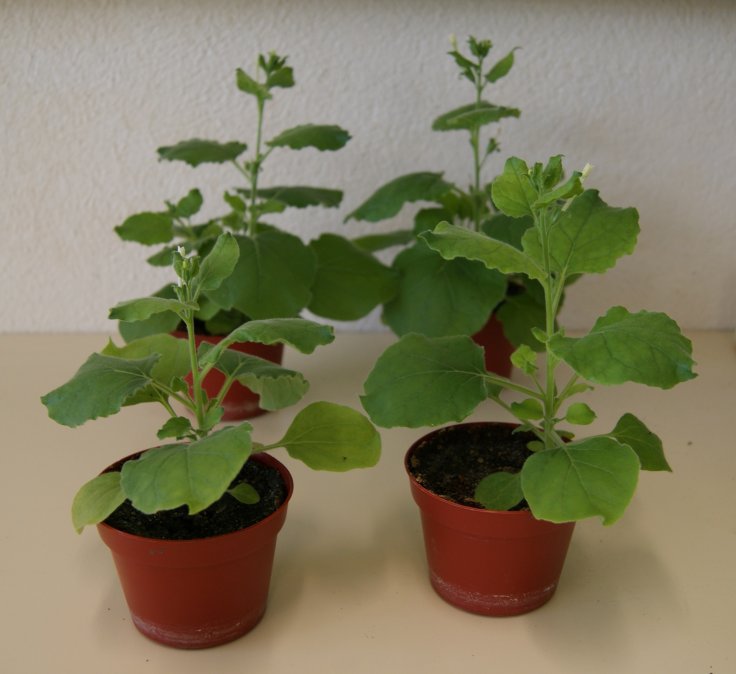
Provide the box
[470,57,484,232]
[182,306,207,431]
[247,94,266,238]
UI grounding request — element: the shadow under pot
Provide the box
[172,330,284,421]
[405,422,575,616]
[97,452,293,649]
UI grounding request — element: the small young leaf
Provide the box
[532,171,583,208]
[510,344,538,374]
[267,124,351,152]
[486,48,518,83]
[228,482,260,504]
[235,68,271,100]
[71,472,125,533]
[266,66,294,89]
[193,232,240,295]
[42,353,159,427]
[521,437,640,524]
[491,156,537,218]
[157,139,247,166]
[118,286,182,341]
[174,189,204,218]
[565,402,597,425]
[345,172,452,222]
[510,398,544,421]
[362,333,488,428]
[474,471,524,511]
[608,413,671,471]
[115,212,173,245]
[277,402,381,471]
[157,416,193,440]
[548,307,696,389]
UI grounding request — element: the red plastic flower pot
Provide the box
[405,424,575,616]
[172,331,284,421]
[97,453,293,649]
[471,313,513,378]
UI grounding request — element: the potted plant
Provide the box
[361,155,696,615]
[41,233,381,648]
[345,36,534,375]
[114,51,396,417]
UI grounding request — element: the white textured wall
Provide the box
[2,0,734,333]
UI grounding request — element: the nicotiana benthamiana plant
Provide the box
[115,51,396,341]
[362,155,696,525]
[345,36,545,345]
[41,234,380,532]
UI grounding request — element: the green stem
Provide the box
[183,309,207,431]
[247,94,267,238]
[470,60,484,232]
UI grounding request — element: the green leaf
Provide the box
[102,334,190,389]
[383,239,507,337]
[532,171,583,207]
[491,157,537,217]
[542,155,564,189]
[481,213,534,250]
[157,139,247,166]
[41,353,159,427]
[522,190,639,275]
[207,230,316,319]
[496,290,547,351]
[414,207,454,234]
[115,212,173,245]
[308,234,399,321]
[548,307,696,389]
[277,402,380,471]
[361,333,488,428]
[71,472,125,533]
[199,317,334,367]
[201,346,309,411]
[146,246,177,267]
[565,402,597,425]
[120,424,253,514]
[346,172,452,222]
[510,344,538,374]
[510,398,543,421]
[422,221,544,281]
[475,471,523,511]
[193,232,239,295]
[174,189,204,218]
[255,186,343,209]
[267,124,351,152]
[521,437,641,524]
[352,229,415,252]
[266,66,294,89]
[608,413,671,471]
[118,285,181,342]
[228,482,260,504]
[109,296,193,323]
[157,416,194,440]
[486,48,518,83]
[432,101,520,132]
[236,68,271,100]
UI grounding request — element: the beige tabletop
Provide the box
[1,331,733,673]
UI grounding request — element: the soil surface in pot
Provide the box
[104,459,287,540]
[408,424,536,510]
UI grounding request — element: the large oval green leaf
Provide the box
[383,240,507,337]
[308,233,399,321]
[361,333,488,428]
[548,307,696,389]
[120,424,253,514]
[208,231,316,319]
[432,101,520,132]
[157,139,247,166]
[71,472,125,533]
[521,437,640,524]
[267,124,351,151]
[255,185,343,209]
[115,212,173,245]
[277,402,381,471]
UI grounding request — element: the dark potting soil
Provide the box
[408,424,535,510]
[104,458,287,540]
